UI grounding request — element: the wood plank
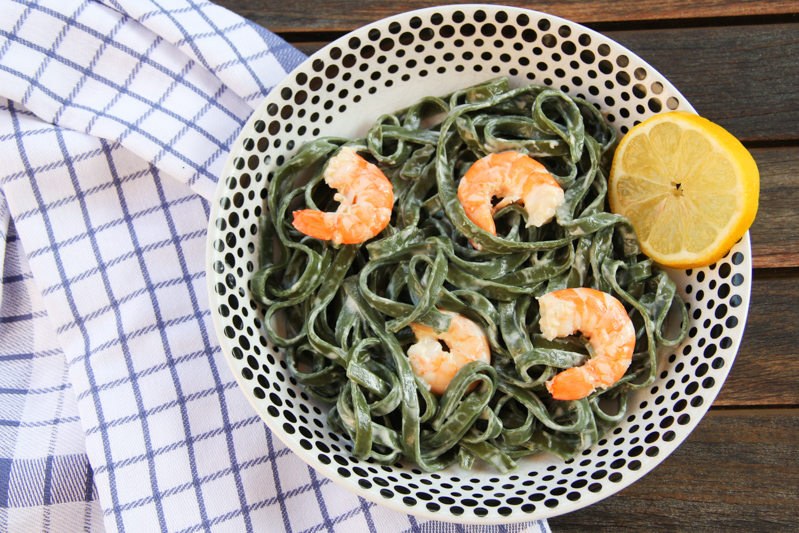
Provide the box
[222,1,798,32]
[715,272,799,407]
[608,24,799,143]
[748,148,799,270]
[288,22,799,143]
[549,410,799,532]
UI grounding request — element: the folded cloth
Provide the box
[0,220,104,531]
[0,1,551,532]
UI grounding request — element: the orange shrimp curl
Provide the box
[458,151,564,246]
[292,147,393,245]
[407,311,491,396]
[538,288,636,401]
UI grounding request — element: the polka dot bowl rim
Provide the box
[206,4,752,524]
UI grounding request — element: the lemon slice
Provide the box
[609,111,759,268]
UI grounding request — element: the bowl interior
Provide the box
[207,5,752,523]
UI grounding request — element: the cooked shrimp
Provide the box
[292,146,393,245]
[457,151,564,240]
[538,288,635,401]
[407,311,491,396]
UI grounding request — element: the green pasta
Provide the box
[251,78,689,473]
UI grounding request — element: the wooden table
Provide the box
[218,1,799,530]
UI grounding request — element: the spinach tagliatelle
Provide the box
[251,78,689,473]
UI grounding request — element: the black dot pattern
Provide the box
[207,5,751,524]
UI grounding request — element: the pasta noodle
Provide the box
[251,78,688,473]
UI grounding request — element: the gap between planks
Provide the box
[709,406,799,415]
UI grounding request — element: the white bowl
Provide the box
[207,5,752,524]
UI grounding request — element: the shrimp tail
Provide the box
[545,367,596,401]
[292,210,336,241]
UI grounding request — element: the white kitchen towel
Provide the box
[0,1,552,532]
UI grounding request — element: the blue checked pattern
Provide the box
[0,221,103,531]
[0,1,552,532]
